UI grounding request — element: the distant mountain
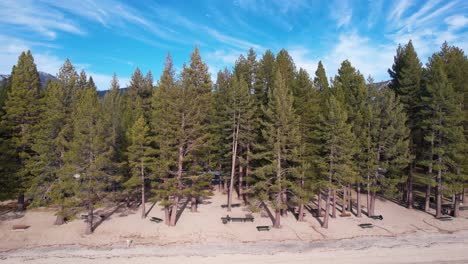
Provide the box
[97,87,129,98]
[0,71,57,88]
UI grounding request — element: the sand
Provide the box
[1,191,468,263]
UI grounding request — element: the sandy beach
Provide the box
[1,191,468,263]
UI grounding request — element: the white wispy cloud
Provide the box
[205,28,263,51]
[330,0,352,28]
[288,47,318,75]
[322,32,395,82]
[368,0,384,28]
[384,0,467,64]
[388,0,412,23]
[0,0,85,39]
[445,15,468,30]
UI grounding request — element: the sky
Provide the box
[0,0,467,90]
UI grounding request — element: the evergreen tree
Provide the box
[0,76,15,200]
[367,85,410,216]
[1,51,41,210]
[254,50,275,106]
[63,85,114,234]
[153,48,212,225]
[331,60,368,215]
[102,73,125,193]
[293,68,321,221]
[152,53,179,224]
[225,76,255,211]
[26,80,70,224]
[423,54,464,218]
[125,115,152,219]
[314,61,329,91]
[253,69,300,228]
[388,40,423,208]
[317,94,356,228]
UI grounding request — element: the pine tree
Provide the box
[331,60,368,215]
[318,94,356,228]
[126,115,152,219]
[26,80,70,223]
[293,68,321,221]
[254,50,275,106]
[314,61,329,91]
[63,84,114,234]
[423,54,464,218]
[436,43,468,215]
[367,85,410,216]
[102,73,125,194]
[388,40,423,208]
[0,76,15,200]
[152,53,179,224]
[225,76,255,211]
[152,48,212,226]
[1,51,41,210]
[211,68,233,192]
[253,69,300,228]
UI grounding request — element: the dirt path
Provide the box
[2,230,468,263]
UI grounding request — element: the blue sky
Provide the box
[0,0,467,90]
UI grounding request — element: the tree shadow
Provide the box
[260,200,275,225]
[175,198,190,225]
[144,201,158,218]
[91,203,124,232]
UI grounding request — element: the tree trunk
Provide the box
[281,191,288,216]
[462,188,465,204]
[169,197,179,226]
[164,207,170,225]
[453,193,460,217]
[322,188,331,228]
[298,204,304,221]
[238,158,243,200]
[191,196,197,212]
[245,144,251,205]
[425,131,434,212]
[436,153,443,218]
[274,208,281,228]
[85,207,93,235]
[17,194,25,211]
[342,186,347,212]
[407,166,413,209]
[348,184,352,212]
[273,135,282,228]
[367,173,371,217]
[425,184,431,212]
[332,190,337,218]
[370,191,376,217]
[54,206,65,225]
[356,184,362,217]
[141,162,146,219]
[170,145,184,226]
[317,191,322,217]
[228,122,240,212]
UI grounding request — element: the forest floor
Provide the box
[1,190,468,263]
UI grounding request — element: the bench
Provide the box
[460,206,468,211]
[370,215,383,220]
[221,215,254,224]
[359,223,373,228]
[437,216,453,221]
[12,224,30,231]
[150,217,163,223]
[81,214,106,220]
[256,225,271,231]
[221,203,241,208]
